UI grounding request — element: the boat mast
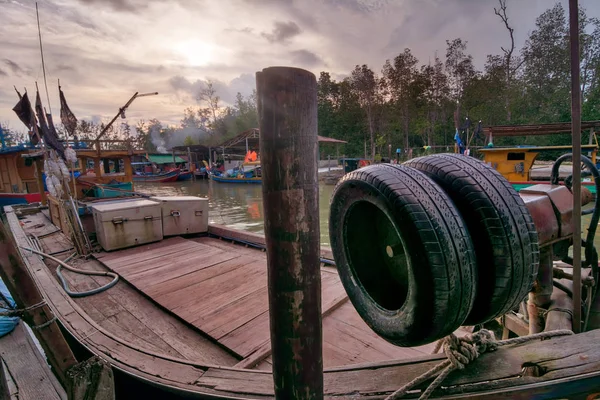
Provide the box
[35,2,52,115]
[569,0,582,332]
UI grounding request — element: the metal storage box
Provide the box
[150,196,208,236]
[151,196,209,236]
[91,199,163,251]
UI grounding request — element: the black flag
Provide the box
[59,85,78,138]
[35,90,65,159]
[12,92,40,145]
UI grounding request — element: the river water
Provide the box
[137,179,600,251]
[136,180,337,246]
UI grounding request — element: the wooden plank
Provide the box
[178,260,267,321]
[192,237,268,257]
[235,279,348,369]
[219,310,270,358]
[0,323,66,400]
[128,249,230,289]
[144,255,249,299]
[84,273,238,365]
[207,224,335,261]
[158,260,264,315]
[95,235,189,259]
[0,357,19,399]
[323,314,426,366]
[199,286,269,339]
[100,241,199,270]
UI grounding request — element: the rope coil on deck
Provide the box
[385,328,574,400]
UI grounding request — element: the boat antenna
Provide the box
[36,2,52,115]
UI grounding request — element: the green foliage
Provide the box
[183,135,195,146]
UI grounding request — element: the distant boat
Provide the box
[0,193,43,209]
[133,169,180,183]
[210,174,261,184]
[176,170,193,181]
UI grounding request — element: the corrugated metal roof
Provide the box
[147,154,186,164]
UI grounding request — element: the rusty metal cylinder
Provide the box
[528,247,555,334]
[256,67,323,399]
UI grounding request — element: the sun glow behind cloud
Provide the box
[173,40,217,67]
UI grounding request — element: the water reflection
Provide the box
[136,180,335,246]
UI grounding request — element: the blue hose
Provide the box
[21,246,119,298]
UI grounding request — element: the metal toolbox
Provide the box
[91,199,163,251]
[150,196,209,236]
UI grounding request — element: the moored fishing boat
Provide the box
[132,169,180,183]
[176,170,193,181]
[478,123,600,194]
[210,174,261,184]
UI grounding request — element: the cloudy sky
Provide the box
[1,0,599,133]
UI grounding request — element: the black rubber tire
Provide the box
[328,164,477,347]
[404,153,539,324]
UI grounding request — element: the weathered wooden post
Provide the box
[257,66,323,399]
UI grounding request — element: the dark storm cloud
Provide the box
[261,21,302,43]
[290,50,324,67]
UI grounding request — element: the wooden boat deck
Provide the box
[6,205,600,399]
[94,235,442,367]
[22,211,238,367]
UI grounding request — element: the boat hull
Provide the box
[210,174,262,184]
[4,208,600,400]
[0,193,43,209]
[133,170,180,183]
[176,171,193,181]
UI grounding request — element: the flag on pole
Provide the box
[36,89,65,159]
[12,92,40,145]
[59,84,78,137]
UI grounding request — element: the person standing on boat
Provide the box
[454,129,465,155]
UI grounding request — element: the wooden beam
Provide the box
[257,66,323,399]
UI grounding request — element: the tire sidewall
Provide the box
[329,177,432,345]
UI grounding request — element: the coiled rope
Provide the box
[385,328,574,400]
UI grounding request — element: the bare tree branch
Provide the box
[494,0,516,121]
